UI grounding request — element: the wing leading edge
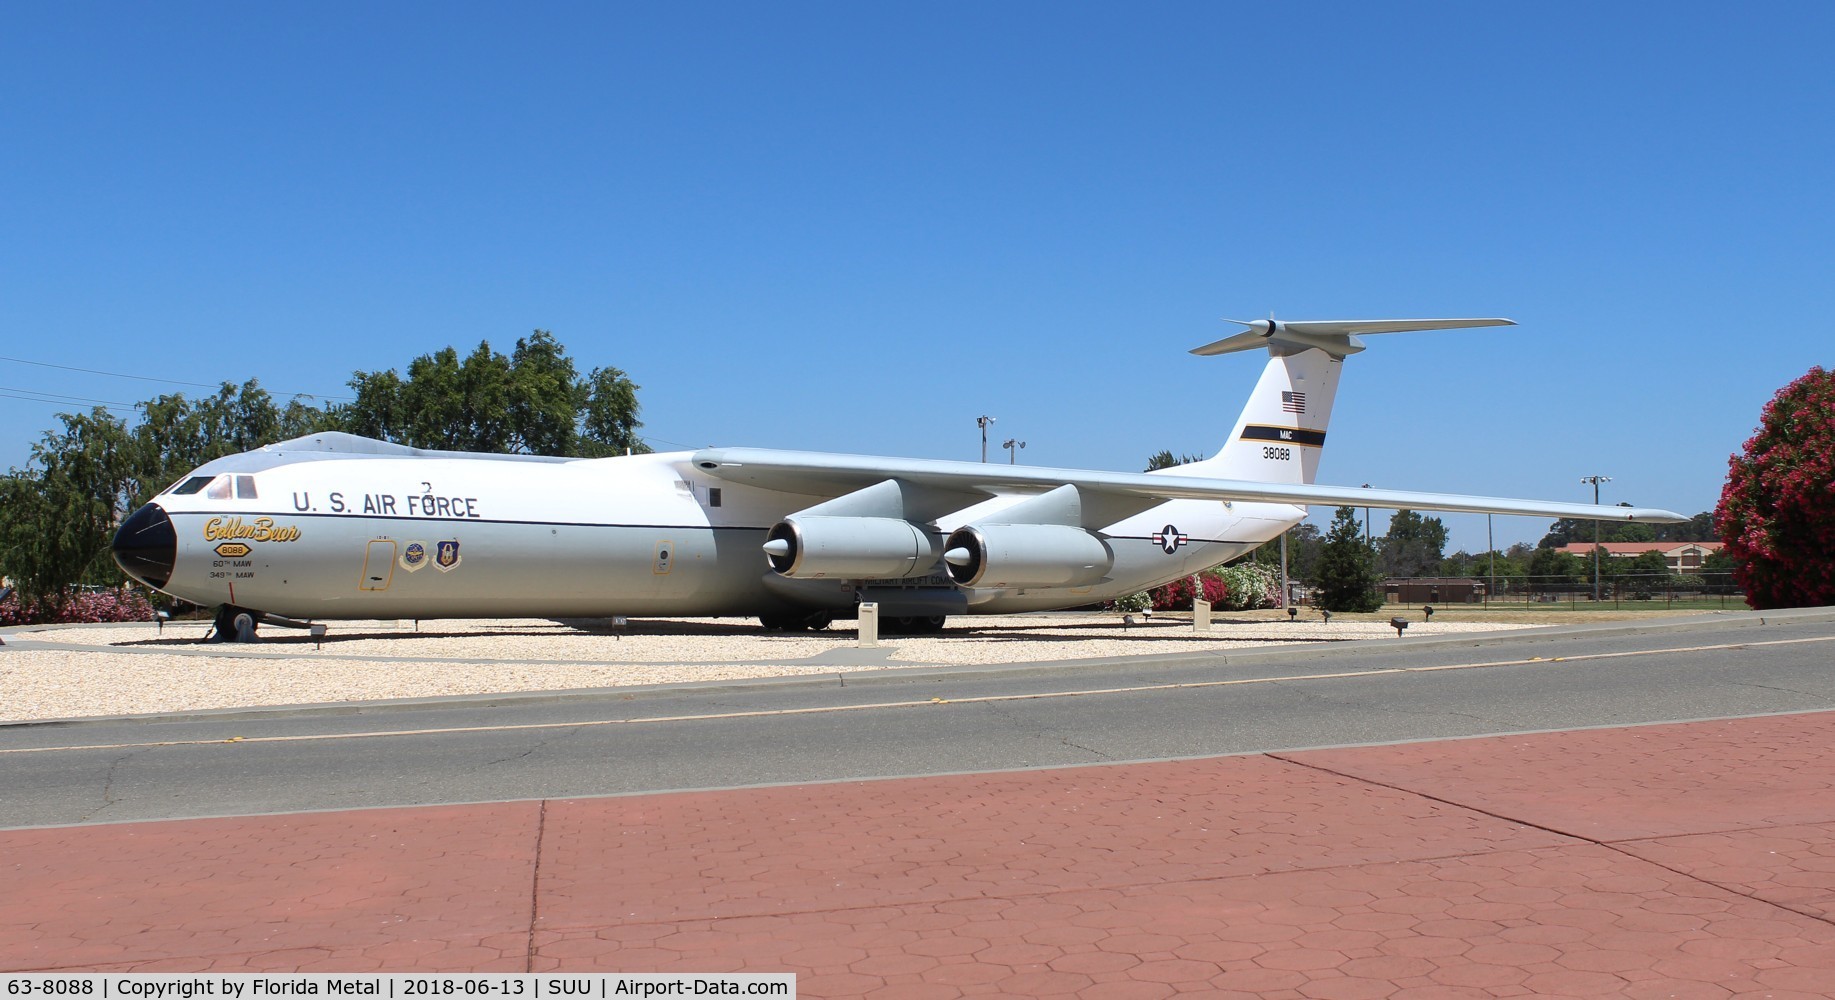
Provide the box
[690,448,1687,523]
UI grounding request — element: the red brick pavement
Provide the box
[9,712,1835,998]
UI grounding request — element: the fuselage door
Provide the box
[360,539,397,591]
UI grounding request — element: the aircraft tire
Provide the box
[887,615,946,635]
[211,605,262,643]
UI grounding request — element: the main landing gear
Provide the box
[759,612,948,634]
[211,604,262,643]
[759,612,835,632]
[887,615,948,634]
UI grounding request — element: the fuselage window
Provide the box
[170,476,216,495]
[205,477,232,500]
[235,475,258,499]
[709,487,722,508]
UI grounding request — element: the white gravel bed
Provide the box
[0,615,1533,723]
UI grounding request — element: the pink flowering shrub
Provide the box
[0,588,155,626]
[1148,573,1229,611]
[1716,367,1835,609]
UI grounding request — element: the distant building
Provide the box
[1383,577,1487,604]
[1555,541,1724,573]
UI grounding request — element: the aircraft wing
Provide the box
[690,448,1687,522]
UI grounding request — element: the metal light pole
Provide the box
[1487,513,1495,607]
[1581,475,1611,601]
[1003,438,1026,464]
[1280,529,1290,609]
[977,416,996,463]
[1361,484,1372,549]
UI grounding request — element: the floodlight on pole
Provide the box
[977,416,996,463]
[1003,438,1026,464]
[1581,475,1612,601]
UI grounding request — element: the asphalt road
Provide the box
[4,609,1834,830]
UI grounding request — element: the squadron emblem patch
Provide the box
[434,539,462,572]
[400,541,428,572]
[1151,525,1188,555]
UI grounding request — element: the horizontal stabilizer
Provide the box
[1192,317,1515,358]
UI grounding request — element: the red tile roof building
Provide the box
[1555,541,1724,573]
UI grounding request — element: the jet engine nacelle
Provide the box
[942,523,1113,589]
[763,515,941,579]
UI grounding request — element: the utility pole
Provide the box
[1581,475,1611,602]
[977,416,995,463]
[1003,438,1025,464]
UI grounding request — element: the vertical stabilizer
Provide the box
[1173,348,1342,485]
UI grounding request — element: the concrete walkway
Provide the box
[10,711,1835,997]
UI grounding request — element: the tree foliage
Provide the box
[1526,546,1585,593]
[1313,506,1382,612]
[1144,450,1205,472]
[1379,509,1448,578]
[0,330,646,611]
[1538,511,1716,549]
[341,331,646,457]
[1715,366,1835,609]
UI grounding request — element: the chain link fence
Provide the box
[1374,572,1743,611]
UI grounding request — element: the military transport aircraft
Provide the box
[111,318,1684,639]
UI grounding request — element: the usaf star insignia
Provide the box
[1150,525,1188,555]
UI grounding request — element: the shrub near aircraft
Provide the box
[112,319,1685,640]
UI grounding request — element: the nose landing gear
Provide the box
[211,605,262,643]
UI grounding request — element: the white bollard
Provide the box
[1193,599,1212,633]
[857,602,879,648]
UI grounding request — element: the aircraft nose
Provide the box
[113,502,177,590]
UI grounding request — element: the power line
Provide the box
[0,390,133,413]
[0,355,353,401]
[0,385,137,406]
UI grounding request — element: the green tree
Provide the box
[1717,366,1835,608]
[1246,522,1323,585]
[1527,546,1585,593]
[1314,506,1382,611]
[1652,512,1716,543]
[1379,509,1448,578]
[1538,517,1655,548]
[342,368,407,442]
[507,331,587,455]
[1608,549,1670,596]
[340,332,646,457]
[578,363,648,457]
[0,409,139,601]
[1144,450,1205,472]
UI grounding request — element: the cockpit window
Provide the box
[206,477,232,500]
[235,475,258,499]
[170,476,216,496]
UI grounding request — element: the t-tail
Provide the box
[1170,317,1515,486]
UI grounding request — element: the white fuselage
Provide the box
[150,451,1302,620]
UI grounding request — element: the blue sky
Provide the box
[3,3,1830,552]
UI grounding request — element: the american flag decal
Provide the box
[1282,391,1306,414]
